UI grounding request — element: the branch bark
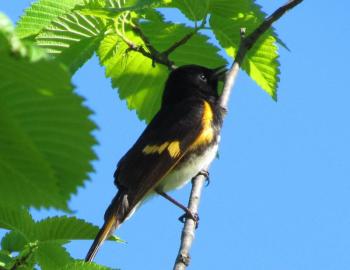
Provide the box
[173,1,303,269]
[127,16,207,70]
[123,14,206,70]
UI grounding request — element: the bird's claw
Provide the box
[192,170,210,186]
[178,211,200,229]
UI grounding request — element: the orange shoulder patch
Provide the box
[189,101,214,150]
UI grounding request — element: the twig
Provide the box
[113,14,174,68]
[174,175,207,269]
[131,24,175,69]
[173,1,303,269]
[126,16,207,70]
[162,16,207,56]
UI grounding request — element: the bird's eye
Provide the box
[199,74,207,82]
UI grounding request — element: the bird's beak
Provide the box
[212,65,228,81]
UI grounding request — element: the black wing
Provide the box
[114,98,205,209]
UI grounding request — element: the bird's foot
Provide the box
[178,210,199,229]
[192,170,210,187]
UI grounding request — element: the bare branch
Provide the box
[123,16,207,70]
[130,24,176,69]
[162,31,196,57]
[173,1,303,269]
[162,16,207,57]
[173,175,207,270]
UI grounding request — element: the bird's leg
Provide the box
[193,169,210,187]
[156,190,199,227]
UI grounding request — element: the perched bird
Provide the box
[85,64,227,262]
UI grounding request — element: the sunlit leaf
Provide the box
[36,11,107,73]
[59,261,112,270]
[16,0,84,38]
[168,0,210,21]
[209,0,280,99]
[0,14,96,209]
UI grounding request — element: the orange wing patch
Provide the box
[143,142,169,155]
[189,101,214,150]
[167,141,181,158]
[143,141,181,158]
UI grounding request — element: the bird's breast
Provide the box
[157,100,221,192]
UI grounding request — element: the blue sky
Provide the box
[2,1,350,270]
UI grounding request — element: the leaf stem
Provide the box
[173,1,303,269]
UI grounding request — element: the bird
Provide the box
[85,64,227,262]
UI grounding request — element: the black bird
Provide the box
[85,64,227,262]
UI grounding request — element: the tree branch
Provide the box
[173,1,303,269]
[124,16,207,70]
[131,24,176,69]
[162,16,207,57]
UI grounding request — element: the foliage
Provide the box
[16,0,282,121]
[209,0,280,99]
[0,0,286,268]
[0,13,112,269]
[0,206,120,269]
[0,14,96,210]
[36,11,107,73]
[16,0,85,39]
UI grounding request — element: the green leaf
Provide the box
[209,0,280,99]
[1,231,28,252]
[98,33,168,122]
[0,207,121,269]
[74,0,167,22]
[0,250,13,267]
[0,18,97,209]
[35,216,122,242]
[98,19,226,122]
[60,261,113,270]
[6,242,38,270]
[0,13,27,55]
[140,21,227,67]
[0,207,35,239]
[31,215,122,268]
[36,11,107,73]
[16,0,85,39]
[0,54,96,209]
[0,207,121,243]
[0,13,13,33]
[36,243,73,270]
[168,0,210,21]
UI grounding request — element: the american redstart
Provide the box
[85,64,227,262]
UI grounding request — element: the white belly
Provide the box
[157,142,219,192]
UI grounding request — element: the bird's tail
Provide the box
[85,215,119,262]
[85,192,130,262]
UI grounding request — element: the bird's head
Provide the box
[162,64,227,107]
